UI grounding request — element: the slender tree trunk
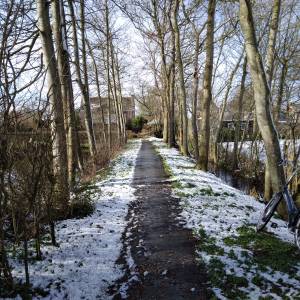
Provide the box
[24,236,30,286]
[233,57,248,169]
[151,0,170,144]
[192,32,200,162]
[275,61,287,121]
[163,94,169,143]
[110,41,122,145]
[213,52,243,166]
[239,0,286,196]
[86,40,107,146]
[198,0,216,170]
[171,0,188,155]
[37,0,69,210]
[168,15,176,148]
[68,0,97,163]
[263,0,281,200]
[115,53,127,143]
[80,0,97,162]
[265,0,281,86]
[52,0,79,187]
[168,66,175,148]
[105,0,112,152]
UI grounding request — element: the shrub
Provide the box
[126,116,147,133]
[70,183,96,218]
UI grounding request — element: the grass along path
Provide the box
[150,137,300,300]
[8,139,142,300]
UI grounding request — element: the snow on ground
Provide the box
[9,139,142,300]
[150,137,300,299]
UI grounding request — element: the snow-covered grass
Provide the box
[150,137,300,299]
[8,139,142,300]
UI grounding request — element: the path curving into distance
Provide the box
[112,140,210,299]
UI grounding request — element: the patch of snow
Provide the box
[149,137,300,299]
[9,139,142,299]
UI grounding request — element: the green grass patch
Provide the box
[223,225,300,274]
[161,158,173,177]
[206,257,248,299]
[196,227,225,256]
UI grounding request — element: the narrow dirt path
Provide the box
[112,140,210,299]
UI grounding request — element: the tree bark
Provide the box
[86,39,107,146]
[263,0,281,200]
[52,0,79,187]
[80,0,97,161]
[168,13,176,148]
[171,0,188,155]
[105,0,112,152]
[150,1,169,143]
[198,0,216,170]
[68,0,97,163]
[192,32,200,162]
[239,0,286,195]
[213,52,244,167]
[275,60,287,121]
[233,57,248,169]
[115,53,127,143]
[110,40,122,145]
[37,0,69,210]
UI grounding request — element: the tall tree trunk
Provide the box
[192,32,200,162]
[213,52,243,166]
[275,60,287,121]
[23,236,30,286]
[163,108,169,142]
[171,0,188,155]
[52,0,79,187]
[168,67,175,148]
[198,0,216,170]
[168,15,176,148]
[263,0,281,200]
[239,0,286,196]
[110,41,122,145]
[233,57,247,169]
[86,40,107,146]
[105,0,112,152]
[37,0,69,210]
[265,0,281,86]
[68,0,97,163]
[150,0,170,144]
[115,53,127,143]
[80,0,97,162]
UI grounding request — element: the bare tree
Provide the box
[171,0,188,155]
[198,0,216,170]
[239,0,286,197]
[36,0,69,211]
[68,0,97,163]
[52,0,80,187]
[264,0,281,200]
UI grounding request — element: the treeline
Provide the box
[0,0,128,294]
[126,0,299,202]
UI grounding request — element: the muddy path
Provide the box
[111,140,210,299]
